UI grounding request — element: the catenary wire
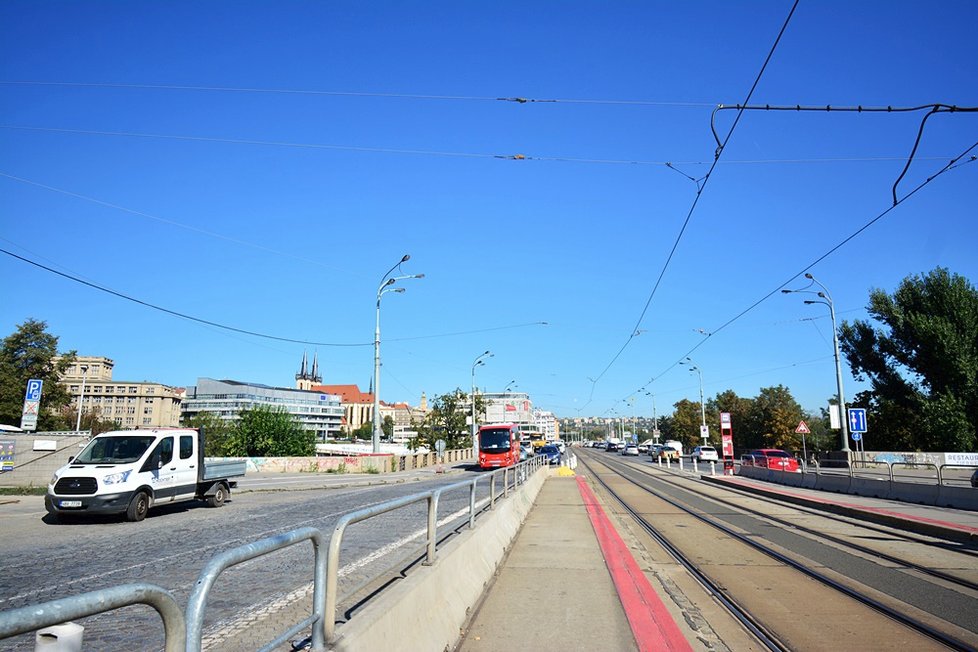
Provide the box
[710,103,977,205]
[626,141,978,407]
[0,125,953,168]
[0,80,716,107]
[583,0,800,402]
[0,246,549,347]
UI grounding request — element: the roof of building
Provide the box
[313,384,375,404]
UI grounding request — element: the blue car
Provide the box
[540,444,561,465]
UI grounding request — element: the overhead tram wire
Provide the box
[634,139,978,396]
[583,0,800,402]
[710,103,978,205]
[0,81,716,107]
[0,246,550,347]
[0,125,955,169]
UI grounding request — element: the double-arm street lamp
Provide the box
[503,380,517,393]
[645,391,659,441]
[680,358,707,439]
[373,255,424,453]
[471,351,493,458]
[782,273,850,452]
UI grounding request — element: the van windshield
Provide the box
[75,435,158,464]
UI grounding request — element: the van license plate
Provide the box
[60,500,82,508]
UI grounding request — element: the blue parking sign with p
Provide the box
[25,379,43,401]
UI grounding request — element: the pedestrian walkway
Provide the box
[457,476,692,652]
[704,474,978,543]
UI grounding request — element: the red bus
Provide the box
[478,423,521,469]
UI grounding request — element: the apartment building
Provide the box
[59,355,183,428]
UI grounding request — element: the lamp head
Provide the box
[817,291,826,298]
[804,272,813,280]
[401,254,410,263]
[781,289,792,294]
[414,273,425,279]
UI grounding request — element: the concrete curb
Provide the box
[327,468,547,652]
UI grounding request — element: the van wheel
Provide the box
[126,492,149,522]
[206,484,227,508]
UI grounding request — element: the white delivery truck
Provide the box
[45,428,246,522]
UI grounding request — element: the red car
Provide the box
[741,449,801,472]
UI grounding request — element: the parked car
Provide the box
[741,449,800,472]
[657,440,682,460]
[971,468,978,488]
[691,445,719,463]
[540,444,562,465]
[621,443,640,456]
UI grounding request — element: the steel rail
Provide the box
[589,453,975,651]
[578,455,788,652]
[643,465,978,592]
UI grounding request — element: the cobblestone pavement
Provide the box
[0,464,491,651]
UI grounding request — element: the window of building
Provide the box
[92,385,102,393]
[129,386,138,394]
[147,387,155,394]
[143,407,153,415]
[142,418,152,425]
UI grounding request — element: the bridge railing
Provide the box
[0,455,546,652]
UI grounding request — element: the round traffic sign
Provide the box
[851,432,862,441]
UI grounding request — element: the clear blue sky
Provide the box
[2,1,976,421]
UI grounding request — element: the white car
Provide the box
[621,444,640,456]
[692,445,719,462]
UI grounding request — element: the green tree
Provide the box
[411,389,486,451]
[0,319,76,430]
[670,399,702,450]
[226,405,315,456]
[707,390,753,447]
[839,268,978,451]
[351,421,372,440]
[746,385,804,450]
[183,411,236,456]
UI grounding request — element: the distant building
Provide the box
[313,384,375,435]
[182,378,343,440]
[295,352,322,390]
[57,355,183,428]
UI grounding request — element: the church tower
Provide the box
[296,352,322,390]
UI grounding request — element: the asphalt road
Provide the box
[0,465,488,652]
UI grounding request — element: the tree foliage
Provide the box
[183,411,236,456]
[0,319,76,430]
[839,268,978,451]
[223,405,315,456]
[746,385,804,449]
[411,389,486,451]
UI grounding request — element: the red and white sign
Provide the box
[795,420,810,434]
[721,432,733,457]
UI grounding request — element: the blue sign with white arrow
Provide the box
[848,408,867,433]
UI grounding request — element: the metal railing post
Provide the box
[468,480,476,529]
[426,492,439,564]
[489,472,496,509]
[503,467,509,498]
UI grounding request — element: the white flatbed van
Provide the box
[45,428,246,522]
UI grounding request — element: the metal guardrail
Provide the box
[0,583,185,652]
[0,455,546,651]
[186,526,327,652]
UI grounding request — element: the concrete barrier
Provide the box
[888,481,940,505]
[328,466,548,652]
[937,485,978,511]
[849,476,890,500]
[814,473,851,494]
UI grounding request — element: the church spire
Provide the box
[311,352,321,383]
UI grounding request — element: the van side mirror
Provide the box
[68,456,74,463]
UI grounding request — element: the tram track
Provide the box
[578,451,978,651]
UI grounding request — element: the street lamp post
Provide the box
[681,358,707,440]
[471,351,493,459]
[75,364,89,432]
[645,391,659,442]
[373,255,424,453]
[783,273,850,452]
